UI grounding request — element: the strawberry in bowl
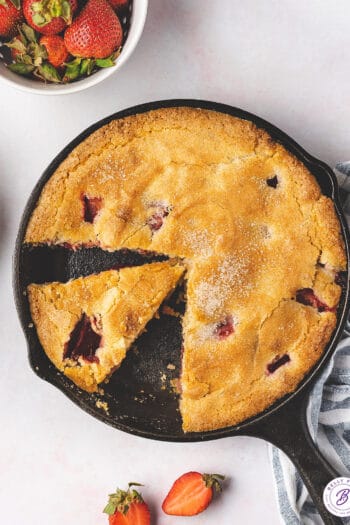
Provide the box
[23,0,78,35]
[0,0,23,38]
[0,0,147,91]
[65,0,122,59]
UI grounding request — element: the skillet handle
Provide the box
[244,391,344,525]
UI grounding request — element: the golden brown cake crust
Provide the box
[24,107,346,431]
[28,262,184,392]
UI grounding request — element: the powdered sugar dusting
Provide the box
[88,152,130,184]
[183,228,214,258]
[195,322,218,344]
[195,281,222,315]
[195,255,250,316]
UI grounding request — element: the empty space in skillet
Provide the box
[19,244,186,437]
[20,245,168,285]
[14,100,350,441]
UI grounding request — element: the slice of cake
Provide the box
[27,261,184,392]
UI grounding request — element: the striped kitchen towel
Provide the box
[270,162,350,525]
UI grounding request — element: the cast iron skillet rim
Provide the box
[13,98,350,442]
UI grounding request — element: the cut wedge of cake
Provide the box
[27,261,184,392]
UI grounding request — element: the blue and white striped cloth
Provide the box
[270,162,350,525]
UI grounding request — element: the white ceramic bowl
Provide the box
[0,0,148,95]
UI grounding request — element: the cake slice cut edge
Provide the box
[27,261,185,392]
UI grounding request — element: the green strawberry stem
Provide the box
[31,0,72,26]
[36,62,60,81]
[6,25,121,83]
[19,23,37,43]
[1,0,21,8]
[5,23,62,82]
[0,0,21,9]
[8,62,34,74]
[203,473,225,492]
[103,483,145,516]
[63,49,120,83]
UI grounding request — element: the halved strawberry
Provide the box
[0,0,23,38]
[104,483,150,525]
[23,0,77,35]
[162,471,225,516]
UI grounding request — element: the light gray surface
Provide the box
[1,1,350,523]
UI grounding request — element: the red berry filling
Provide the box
[267,354,290,375]
[296,288,334,312]
[58,241,101,250]
[266,175,278,188]
[64,314,101,363]
[214,315,235,340]
[61,242,75,250]
[335,271,347,287]
[147,203,170,233]
[82,195,102,223]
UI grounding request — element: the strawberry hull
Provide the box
[104,483,151,525]
[23,0,78,35]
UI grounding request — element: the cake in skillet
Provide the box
[25,107,346,431]
[27,262,184,392]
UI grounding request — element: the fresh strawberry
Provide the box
[104,483,150,525]
[23,0,77,35]
[0,0,23,38]
[109,513,127,525]
[109,502,150,525]
[6,23,61,81]
[107,0,128,11]
[40,34,68,67]
[64,0,122,59]
[162,471,225,516]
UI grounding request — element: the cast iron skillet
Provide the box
[14,100,350,524]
